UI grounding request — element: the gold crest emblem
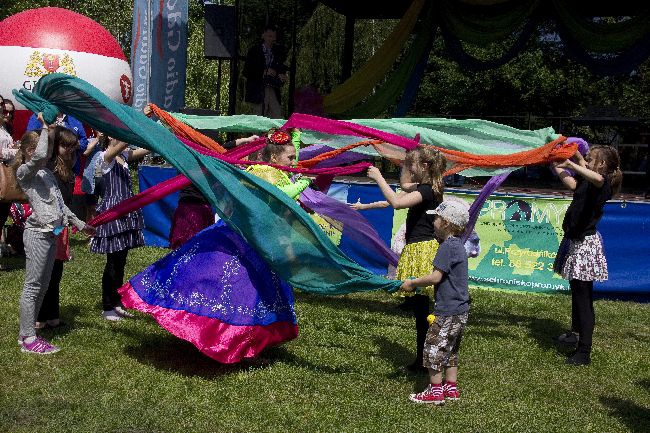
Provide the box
[24,51,77,77]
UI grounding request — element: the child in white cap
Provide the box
[400,199,471,405]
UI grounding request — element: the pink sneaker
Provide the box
[409,384,444,405]
[443,382,461,401]
[19,336,60,354]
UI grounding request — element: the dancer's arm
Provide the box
[127,147,151,162]
[83,132,101,156]
[552,156,604,190]
[367,166,423,209]
[103,140,128,163]
[280,176,311,200]
[350,200,389,211]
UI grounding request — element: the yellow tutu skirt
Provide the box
[395,239,439,297]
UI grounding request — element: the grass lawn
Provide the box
[1,235,649,432]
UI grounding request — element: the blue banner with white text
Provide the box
[150,0,188,112]
[130,0,151,111]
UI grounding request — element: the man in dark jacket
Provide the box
[242,25,288,118]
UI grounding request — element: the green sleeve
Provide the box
[278,177,311,200]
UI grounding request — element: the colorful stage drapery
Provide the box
[317,0,650,117]
[322,0,426,114]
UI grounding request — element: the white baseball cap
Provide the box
[426,199,470,227]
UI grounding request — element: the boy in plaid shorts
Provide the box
[400,199,471,405]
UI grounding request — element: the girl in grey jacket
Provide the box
[15,113,95,354]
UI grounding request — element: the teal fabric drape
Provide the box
[14,74,402,295]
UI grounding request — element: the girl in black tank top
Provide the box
[366,145,446,372]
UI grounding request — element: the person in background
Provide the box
[79,131,104,222]
[169,134,259,249]
[0,96,18,257]
[242,24,288,118]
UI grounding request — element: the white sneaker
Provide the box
[102,310,123,321]
[114,306,135,318]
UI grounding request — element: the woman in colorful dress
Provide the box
[119,129,310,363]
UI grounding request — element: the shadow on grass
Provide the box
[38,304,82,339]
[296,292,570,354]
[469,309,569,354]
[373,335,430,390]
[374,336,411,371]
[117,322,350,378]
[121,331,257,379]
[294,291,410,318]
[600,383,650,433]
[0,255,25,271]
[637,378,650,391]
[263,346,359,374]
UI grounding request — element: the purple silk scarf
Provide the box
[300,188,398,269]
[299,144,372,168]
[461,172,510,243]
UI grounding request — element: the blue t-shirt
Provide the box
[26,113,88,175]
[432,236,470,316]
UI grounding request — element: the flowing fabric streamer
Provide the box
[15,74,402,295]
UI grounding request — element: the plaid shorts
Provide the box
[423,312,469,371]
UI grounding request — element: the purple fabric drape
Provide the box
[300,144,373,169]
[300,188,398,269]
[461,172,510,242]
[566,137,589,155]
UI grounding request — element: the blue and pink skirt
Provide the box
[119,223,298,363]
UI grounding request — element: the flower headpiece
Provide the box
[266,128,301,163]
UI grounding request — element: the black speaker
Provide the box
[204,4,236,59]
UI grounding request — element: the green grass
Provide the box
[1,235,649,432]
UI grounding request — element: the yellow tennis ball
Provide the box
[427,314,436,325]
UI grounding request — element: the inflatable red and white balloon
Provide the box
[0,7,132,136]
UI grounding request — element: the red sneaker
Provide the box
[409,384,444,405]
[443,382,461,401]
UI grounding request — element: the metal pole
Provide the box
[341,15,355,81]
[288,0,298,115]
[216,59,222,114]
[228,0,240,115]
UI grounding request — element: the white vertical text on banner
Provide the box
[149,0,189,112]
[130,0,152,111]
